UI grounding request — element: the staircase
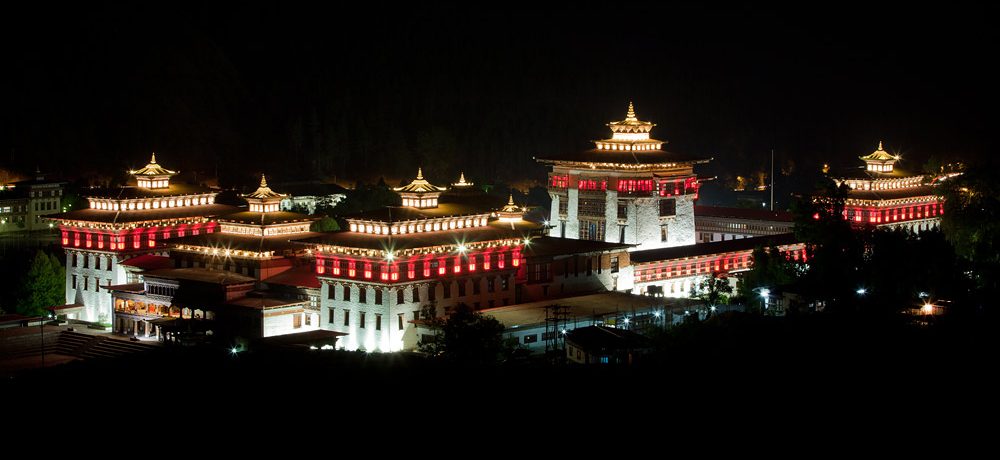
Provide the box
[56,331,159,359]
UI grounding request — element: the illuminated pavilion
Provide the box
[830,141,949,231]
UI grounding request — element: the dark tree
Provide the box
[936,163,1000,304]
[790,179,865,309]
[310,216,340,233]
[418,304,511,366]
[691,271,734,309]
[16,250,65,317]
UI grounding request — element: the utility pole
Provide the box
[770,149,775,211]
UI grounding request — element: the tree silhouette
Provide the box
[17,250,65,317]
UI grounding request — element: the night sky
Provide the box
[4,3,996,192]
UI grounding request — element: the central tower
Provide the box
[535,102,710,251]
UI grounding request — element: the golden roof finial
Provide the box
[626,101,636,121]
[260,174,268,188]
[507,194,515,206]
[459,172,466,183]
[877,140,884,151]
[417,167,424,180]
[150,152,157,164]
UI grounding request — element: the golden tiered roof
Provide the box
[500,194,521,214]
[607,101,655,134]
[498,194,525,222]
[452,172,473,187]
[859,141,896,162]
[394,168,447,194]
[130,152,177,177]
[594,101,666,152]
[244,175,287,200]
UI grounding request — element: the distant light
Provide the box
[622,317,630,325]
[309,345,318,350]
[386,251,395,261]
[230,347,239,355]
[653,311,661,318]
[856,288,867,296]
[922,303,934,314]
[710,305,717,312]
[918,291,929,299]
[759,288,770,298]
[543,220,549,226]
[457,244,467,253]
[560,329,567,335]
[523,237,531,246]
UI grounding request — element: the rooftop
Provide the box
[47,204,240,224]
[535,149,709,167]
[522,236,631,258]
[565,325,651,351]
[227,296,307,310]
[845,185,939,202]
[217,211,317,226]
[481,291,701,329]
[695,205,794,222]
[143,268,256,285]
[630,233,800,264]
[103,283,147,293]
[129,153,177,177]
[345,202,495,223]
[244,175,287,201]
[264,264,321,289]
[300,220,540,251]
[80,183,216,200]
[393,168,446,194]
[120,254,174,271]
[169,231,322,253]
[254,329,346,347]
[859,141,897,162]
[834,166,923,181]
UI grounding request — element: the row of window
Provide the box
[71,275,111,291]
[71,253,114,271]
[328,310,390,330]
[63,227,212,249]
[35,200,58,212]
[844,203,942,223]
[326,277,513,304]
[146,284,177,297]
[635,247,807,282]
[317,254,520,280]
[29,189,62,198]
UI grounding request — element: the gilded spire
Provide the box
[499,192,523,219]
[626,101,636,121]
[131,152,176,177]
[245,173,285,200]
[860,140,896,163]
[417,167,424,180]
[452,171,473,187]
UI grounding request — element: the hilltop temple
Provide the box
[830,141,947,232]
